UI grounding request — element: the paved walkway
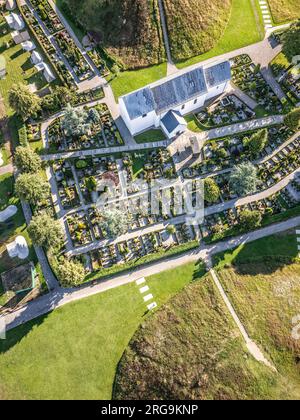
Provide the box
[157,0,177,76]
[229,84,258,110]
[210,268,276,371]
[0,163,13,175]
[3,214,300,332]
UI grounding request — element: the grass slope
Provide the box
[59,0,166,69]
[177,0,263,68]
[114,274,292,400]
[164,0,232,61]
[268,0,299,23]
[0,263,203,400]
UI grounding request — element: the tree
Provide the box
[282,20,300,62]
[166,225,176,235]
[204,178,220,203]
[243,129,268,156]
[88,108,100,124]
[229,162,258,197]
[284,108,300,131]
[14,146,42,173]
[61,103,90,137]
[28,212,64,250]
[9,83,41,121]
[15,173,49,205]
[53,86,76,107]
[99,208,130,238]
[57,258,85,287]
[240,209,262,231]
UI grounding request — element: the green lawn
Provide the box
[0,26,47,115]
[185,114,205,132]
[110,63,167,100]
[134,129,166,144]
[213,230,298,270]
[177,0,263,69]
[0,262,204,400]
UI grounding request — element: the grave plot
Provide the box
[47,104,122,151]
[231,55,283,114]
[52,160,80,209]
[182,124,295,179]
[196,94,256,128]
[21,3,75,87]
[74,155,120,205]
[66,210,93,247]
[30,0,64,34]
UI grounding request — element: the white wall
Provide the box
[119,98,157,135]
[206,81,228,101]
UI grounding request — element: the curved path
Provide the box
[2,213,300,332]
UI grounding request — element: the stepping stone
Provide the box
[140,285,149,294]
[0,205,18,222]
[136,277,146,285]
[265,24,273,29]
[147,302,157,311]
[297,238,300,243]
[264,19,272,23]
[143,294,153,302]
[260,5,268,9]
[296,230,300,234]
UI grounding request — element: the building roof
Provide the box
[204,61,231,88]
[161,110,187,134]
[11,30,30,44]
[121,60,231,120]
[6,0,16,11]
[122,88,155,120]
[152,68,207,114]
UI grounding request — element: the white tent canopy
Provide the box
[31,50,43,64]
[43,63,56,82]
[6,236,29,260]
[6,0,16,11]
[5,13,25,30]
[21,40,36,51]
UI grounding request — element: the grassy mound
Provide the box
[269,0,299,23]
[114,274,294,400]
[59,0,165,69]
[164,0,232,61]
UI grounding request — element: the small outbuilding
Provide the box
[160,110,187,139]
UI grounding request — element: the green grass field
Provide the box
[134,128,166,144]
[109,63,167,100]
[0,262,203,400]
[177,0,263,69]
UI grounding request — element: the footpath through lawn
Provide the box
[0,262,204,400]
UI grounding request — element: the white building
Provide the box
[119,60,231,139]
